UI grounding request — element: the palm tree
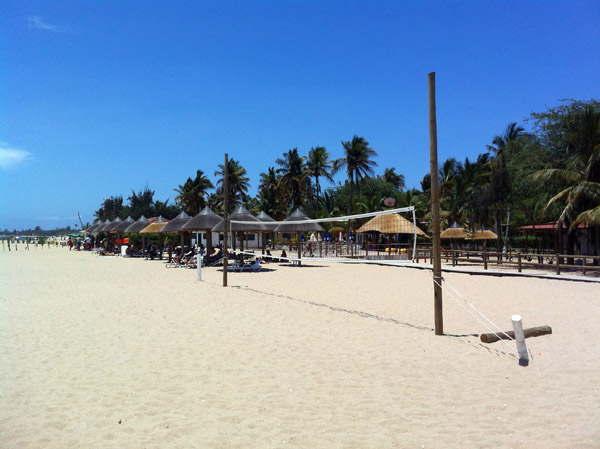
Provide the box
[215,159,250,214]
[306,147,334,217]
[258,167,282,218]
[174,170,214,215]
[333,136,378,216]
[488,122,526,155]
[276,148,310,211]
[486,123,526,247]
[381,167,405,190]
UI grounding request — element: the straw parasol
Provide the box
[103,217,123,233]
[110,216,135,233]
[275,209,325,262]
[124,215,150,234]
[465,227,498,251]
[94,219,113,233]
[159,211,191,234]
[181,206,223,252]
[139,216,168,234]
[256,210,277,252]
[440,222,469,239]
[356,213,427,236]
[466,228,498,240]
[256,210,277,231]
[274,208,325,233]
[212,205,264,232]
[212,205,264,251]
[86,219,102,234]
[159,211,191,249]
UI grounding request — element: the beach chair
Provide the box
[234,259,262,272]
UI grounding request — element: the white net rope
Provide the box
[228,207,420,263]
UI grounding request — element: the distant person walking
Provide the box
[67,237,73,251]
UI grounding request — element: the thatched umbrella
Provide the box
[109,216,135,250]
[275,209,325,262]
[101,218,124,250]
[159,211,191,249]
[124,215,150,233]
[211,205,264,251]
[467,228,498,240]
[256,211,277,253]
[139,216,169,256]
[357,213,427,236]
[103,217,123,233]
[86,219,102,234]
[124,215,151,250]
[465,227,498,253]
[139,216,168,234]
[357,213,427,257]
[111,216,135,233]
[94,219,113,233]
[182,206,223,253]
[440,222,469,239]
[440,221,469,253]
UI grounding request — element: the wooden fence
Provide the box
[414,248,600,277]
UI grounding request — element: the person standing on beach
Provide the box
[67,237,73,250]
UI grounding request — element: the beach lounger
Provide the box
[234,259,262,272]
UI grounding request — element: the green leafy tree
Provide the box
[94,196,125,221]
[532,102,600,256]
[128,185,155,219]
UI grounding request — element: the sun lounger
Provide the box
[233,259,262,272]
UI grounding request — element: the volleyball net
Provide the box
[228,206,427,264]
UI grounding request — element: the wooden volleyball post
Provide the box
[429,72,443,335]
[223,153,229,287]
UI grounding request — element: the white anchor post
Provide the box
[512,314,529,366]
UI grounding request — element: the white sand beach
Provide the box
[1,247,598,448]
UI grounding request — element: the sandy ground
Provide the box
[1,247,598,448]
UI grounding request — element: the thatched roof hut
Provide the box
[86,219,102,234]
[103,217,124,233]
[94,219,113,233]
[440,222,469,239]
[256,211,277,231]
[274,209,325,233]
[110,216,135,233]
[356,213,427,237]
[159,211,191,233]
[466,229,498,240]
[182,207,222,232]
[124,216,150,233]
[211,205,264,232]
[139,216,168,234]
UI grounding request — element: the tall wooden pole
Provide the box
[223,153,229,287]
[428,72,443,335]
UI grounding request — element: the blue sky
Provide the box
[1,1,599,230]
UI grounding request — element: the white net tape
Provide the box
[228,207,419,263]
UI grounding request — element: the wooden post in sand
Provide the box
[429,72,443,335]
[223,153,229,287]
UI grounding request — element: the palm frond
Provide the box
[530,168,580,184]
[572,205,600,228]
